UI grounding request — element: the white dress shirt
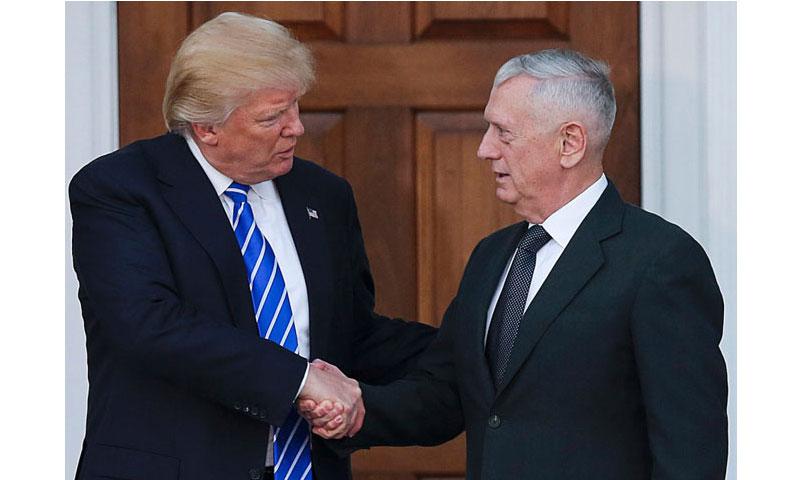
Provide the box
[186,136,309,465]
[485,174,609,342]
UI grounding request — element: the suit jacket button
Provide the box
[243,406,250,413]
[249,467,264,479]
[234,402,242,411]
[251,406,259,416]
[488,414,501,428]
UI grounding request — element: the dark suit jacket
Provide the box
[344,182,728,480]
[69,133,436,480]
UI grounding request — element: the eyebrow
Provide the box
[255,105,291,120]
[487,118,512,131]
[484,108,510,127]
[255,98,298,117]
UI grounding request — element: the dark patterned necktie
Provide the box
[485,224,551,388]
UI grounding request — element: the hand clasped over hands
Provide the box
[297,359,365,439]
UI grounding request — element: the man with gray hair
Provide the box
[70,12,435,480]
[304,49,728,479]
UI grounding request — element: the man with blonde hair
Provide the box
[70,12,435,480]
[305,49,728,479]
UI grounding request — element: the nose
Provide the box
[282,104,305,137]
[477,129,499,161]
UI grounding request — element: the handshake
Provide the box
[296,359,364,439]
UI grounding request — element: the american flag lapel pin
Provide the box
[306,206,318,219]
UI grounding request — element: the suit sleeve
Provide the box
[343,184,438,384]
[69,167,307,427]
[336,296,465,454]
[630,234,728,479]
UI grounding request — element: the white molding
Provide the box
[704,6,737,478]
[642,2,707,241]
[65,2,118,478]
[640,3,737,478]
[640,2,664,215]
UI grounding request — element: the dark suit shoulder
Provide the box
[462,221,527,271]
[615,203,714,278]
[70,134,172,196]
[289,157,351,192]
[474,221,527,250]
[285,157,357,215]
[621,203,703,250]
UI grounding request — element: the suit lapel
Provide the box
[465,222,529,401]
[274,166,333,360]
[152,134,258,334]
[495,182,625,396]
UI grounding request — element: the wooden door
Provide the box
[118,3,639,478]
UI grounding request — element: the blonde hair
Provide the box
[163,12,315,135]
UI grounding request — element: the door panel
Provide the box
[415,1,570,39]
[117,3,639,478]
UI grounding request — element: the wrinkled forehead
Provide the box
[484,76,538,120]
[237,87,301,111]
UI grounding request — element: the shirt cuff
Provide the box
[293,362,310,401]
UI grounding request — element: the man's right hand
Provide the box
[297,359,364,439]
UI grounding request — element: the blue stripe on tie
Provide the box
[253,257,277,319]
[260,273,288,336]
[250,241,276,291]
[231,202,245,229]
[275,411,310,479]
[284,436,310,480]
[251,252,275,290]
[248,242,267,288]
[233,209,253,242]
[242,227,265,269]
[298,463,312,480]
[274,415,301,471]
[272,300,297,351]
[223,182,311,480]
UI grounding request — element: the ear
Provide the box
[558,122,587,169]
[190,122,220,147]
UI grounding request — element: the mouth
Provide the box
[495,172,510,179]
[277,145,296,156]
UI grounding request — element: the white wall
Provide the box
[64,2,738,478]
[641,2,737,478]
[65,2,118,478]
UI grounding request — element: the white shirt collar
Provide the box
[536,174,608,248]
[185,135,275,200]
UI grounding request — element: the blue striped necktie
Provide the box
[224,182,313,480]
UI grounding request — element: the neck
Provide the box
[517,170,603,224]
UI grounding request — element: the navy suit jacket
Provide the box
[343,182,728,480]
[70,133,436,480]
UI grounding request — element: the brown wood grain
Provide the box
[346,2,411,43]
[344,108,417,322]
[306,41,568,109]
[417,113,520,326]
[569,2,641,204]
[415,1,569,39]
[190,2,345,40]
[117,2,190,146]
[351,432,467,476]
[295,112,346,177]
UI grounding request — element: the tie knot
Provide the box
[519,224,550,254]
[224,182,251,203]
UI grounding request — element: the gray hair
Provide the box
[163,12,315,135]
[494,49,617,145]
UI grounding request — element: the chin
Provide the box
[276,156,294,174]
[495,187,519,206]
[262,157,294,181]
